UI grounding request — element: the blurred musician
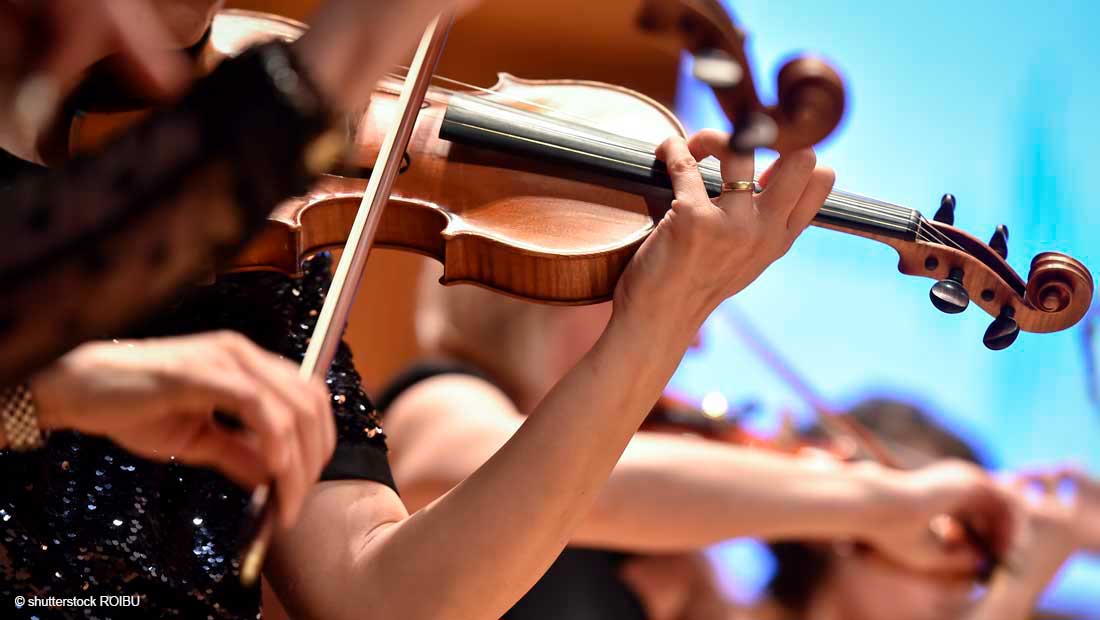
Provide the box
[626,403,1100,620]
[376,262,1016,620]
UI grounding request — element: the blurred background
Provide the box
[231,0,1099,615]
[671,2,1100,616]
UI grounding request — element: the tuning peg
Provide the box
[691,49,744,89]
[730,111,778,153]
[983,306,1019,350]
[989,224,1009,259]
[930,267,969,314]
[933,194,956,225]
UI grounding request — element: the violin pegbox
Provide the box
[633,0,846,154]
[909,194,1093,350]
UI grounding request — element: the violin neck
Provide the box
[442,94,922,243]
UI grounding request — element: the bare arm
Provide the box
[385,374,1007,579]
[266,306,703,619]
[385,375,903,551]
[263,139,834,620]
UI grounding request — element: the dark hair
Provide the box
[766,541,832,613]
[765,398,985,614]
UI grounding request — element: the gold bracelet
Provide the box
[1,384,47,451]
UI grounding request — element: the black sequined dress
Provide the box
[0,254,394,620]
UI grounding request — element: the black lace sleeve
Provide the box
[0,41,332,385]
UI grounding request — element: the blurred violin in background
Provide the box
[643,304,1006,574]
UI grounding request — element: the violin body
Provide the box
[71,10,687,304]
[240,73,687,303]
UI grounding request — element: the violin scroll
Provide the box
[635,0,846,153]
[1025,252,1092,318]
[774,56,846,152]
[894,218,1094,346]
[980,249,1093,351]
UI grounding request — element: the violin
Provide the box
[72,10,1094,351]
[642,393,859,460]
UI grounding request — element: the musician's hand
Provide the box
[293,0,479,114]
[864,460,1014,577]
[977,473,1081,603]
[619,130,833,324]
[0,0,220,162]
[1015,467,1100,554]
[30,331,335,529]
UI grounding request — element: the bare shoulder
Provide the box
[383,373,521,451]
[382,373,527,513]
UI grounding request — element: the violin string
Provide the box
[819,195,919,233]
[787,186,965,253]
[389,67,915,207]
[388,67,620,131]
[397,68,714,174]
[824,195,916,229]
[916,224,951,247]
[818,209,912,235]
[826,193,914,221]
[916,217,969,254]
[819,205,912,233]
[382,68,964,243]
[929,222,969,253]
[824,191,927,229]
[398,70,920,241]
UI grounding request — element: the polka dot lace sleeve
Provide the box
[0,41,331,387]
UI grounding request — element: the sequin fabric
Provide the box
[0,253,388,619]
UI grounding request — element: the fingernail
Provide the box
[13,74,60,137]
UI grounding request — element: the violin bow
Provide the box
[713,304,1005,578]
[1082,299,1100,416]
[714,304,899,466]
[238,13,456,586]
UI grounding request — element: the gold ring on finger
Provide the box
[720,180,757,194]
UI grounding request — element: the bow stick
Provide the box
[239,13,456,586]
[714,303,1005,579]
[716,304,899,466]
